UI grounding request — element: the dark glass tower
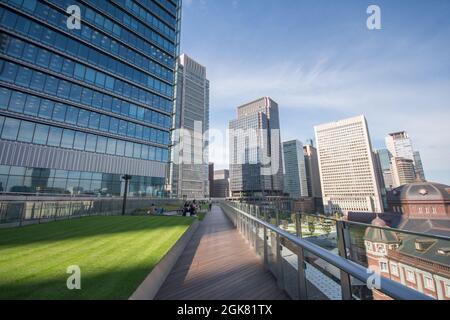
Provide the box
[0,0,181,197]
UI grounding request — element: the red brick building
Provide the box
[387,181,450,218]
[364,216,450,300]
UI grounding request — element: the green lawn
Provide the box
[0,215,193,300]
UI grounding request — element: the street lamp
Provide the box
[121,174,132,216]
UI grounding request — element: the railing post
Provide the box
[275,209,284,290]
[337,220,353,300]
[19,202,25,227]
[297,246,308,300]
[263,210,269,270]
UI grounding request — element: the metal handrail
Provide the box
[295,212,450,242]
[222,201,433,300]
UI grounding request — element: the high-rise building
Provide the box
[385,131,414,161]
[208,162,214,198]
[0,0,181,197]
[282,140,308,199]
[212,169,230,198]
[374,149,394,190]
[314,115,383,214]
[169,54,209,199]
[229,97,283,198]
[413,151,426,181]
[391,157,416,187]
[303,143,322,199]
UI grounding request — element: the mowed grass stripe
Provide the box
[0,216,174,262]
[0,216,193,299]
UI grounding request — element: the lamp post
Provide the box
[121,175,132,216]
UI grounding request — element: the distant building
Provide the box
[209,163,214,199]
[292,197,316,214]
[303,144,322,199]
[373,150,388,209]
[391,157,416,188]
[170,54,210,199]
[414,151,426,181]
[282,140,308,199]
[374,149,393,190]
[229,97,283,198]
[385,131,414,161]
[314,115,383,214]
[212,169,230,198]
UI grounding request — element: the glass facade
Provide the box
[0,0,181,196]
[0,164,165,197]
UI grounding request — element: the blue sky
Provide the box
[180,0,450,184]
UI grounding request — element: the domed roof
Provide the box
[364,215,399,243]
[371,215,387,227]
[388,181,450,202]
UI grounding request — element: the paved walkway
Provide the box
[155,205,289,300]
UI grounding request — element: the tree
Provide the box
[308,221,316,235]
[322,222,332,236]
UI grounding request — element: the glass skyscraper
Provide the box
[0,0,181,197]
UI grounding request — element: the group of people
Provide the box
[182,200,198,216]
[181,200,213,216]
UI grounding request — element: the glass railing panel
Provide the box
[255,223,265,259]
[280,237,300,299]
[266,228,278,276]
[303,251,343,300]
[298,214,339,255]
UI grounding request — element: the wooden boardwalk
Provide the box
[155,205,289,300]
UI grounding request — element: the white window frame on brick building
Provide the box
[423,275,435,291]
[390,263,399,276]
[406,269,416,283]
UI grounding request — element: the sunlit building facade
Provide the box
[314,115,383,214]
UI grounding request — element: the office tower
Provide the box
[385,131,415,161]
[229,97,283,198]
[391,157,416,187]
[212,169,230,198]
[282,140,308,199]
[413,151,426,181]
[374,149,394,190]
[373,150,388,209]
[314,115,383,214]
[208,163,214,198]
[385,131,415,183]
[303,144,322,198]
[170,54,209,199]
[0,1,181,197]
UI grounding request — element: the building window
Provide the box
[424,276,434,291]
[390,263,399,276]
[445,283,450,298]
[406,270,415,283]
[379,262,388,272]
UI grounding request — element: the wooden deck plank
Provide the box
[155,205,290,300]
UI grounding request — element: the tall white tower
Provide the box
[314,115,383,214]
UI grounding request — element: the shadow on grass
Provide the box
[0,216,194,247]
[0,264,156,300]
